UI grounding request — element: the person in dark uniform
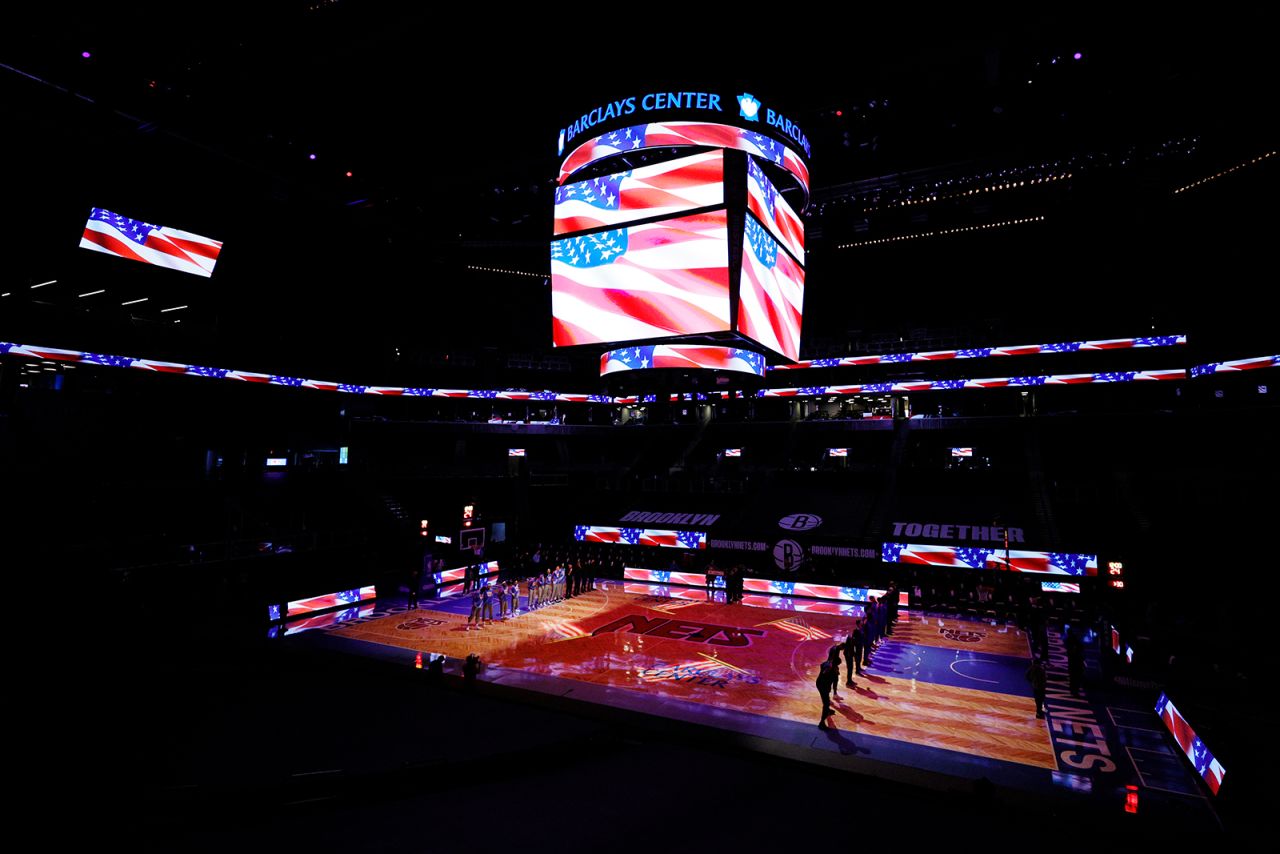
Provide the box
[1026,656,1047,719]
[816,656,838,729]
[860,616,872,670]
[885,583,898,634]
[841,630,860,687]
[826,645,844,701]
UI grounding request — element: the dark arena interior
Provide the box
[3,9,1275,846]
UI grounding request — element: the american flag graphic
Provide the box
[1192,354,1280,375]
[771,335,1188,371]
[559,122,810,197]
[508,448,526,457]
[763,618,832,641]
[759,369,1186,397]
[543,621,589,641]
[283,603,377,636]
[1156,694,1226,795]
[288,585,377,614]
[79,207,222,278]
[951,447,974,457]
[649,598,702,614]
[551,210,731,347]
[601,344,765,378]
[638,657,745,683]
[828,448,848,457]
[624,568,724,587]
[738,217,805,360]
[740,579,887,603]
[623,583,709,601]
[575,526,706,549]
[883,543,1098,576]
[746,158,805,264]
[554,150,724,235]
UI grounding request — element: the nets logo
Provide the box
[940,627,985,643]
[773,539,805,572]
[592,615,765,647]
[779,513,822,531]
[397,616,447,631]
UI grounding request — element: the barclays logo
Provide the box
[738,93,761,121]
[557,128,566,156]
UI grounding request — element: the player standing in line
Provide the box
[817,655,838,729]
[467,586,482,630]
[481,585,494,624]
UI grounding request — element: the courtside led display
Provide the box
[554,150,723,235]
[883,543,1097,576]
[287,585,377,615]
[574,525,707,549]
[738,217,804,361]
[551,210,730,347]
[622,568,892,604]
[1155,694,1225,793]
[746,158,804,264]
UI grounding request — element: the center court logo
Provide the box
[592,614,765,647]
[737,93,761,121]
[940,627,984,643]
[397,616,447,631]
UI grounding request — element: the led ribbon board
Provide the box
[1190,354,1280,376]
[15,341,1259,403]
[1156,693,1226,794]
[759,369,1187,396]
[882,543,1097,576]
[601,344,766,378]
[772,335,1189,371]
[559,122,810,203]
